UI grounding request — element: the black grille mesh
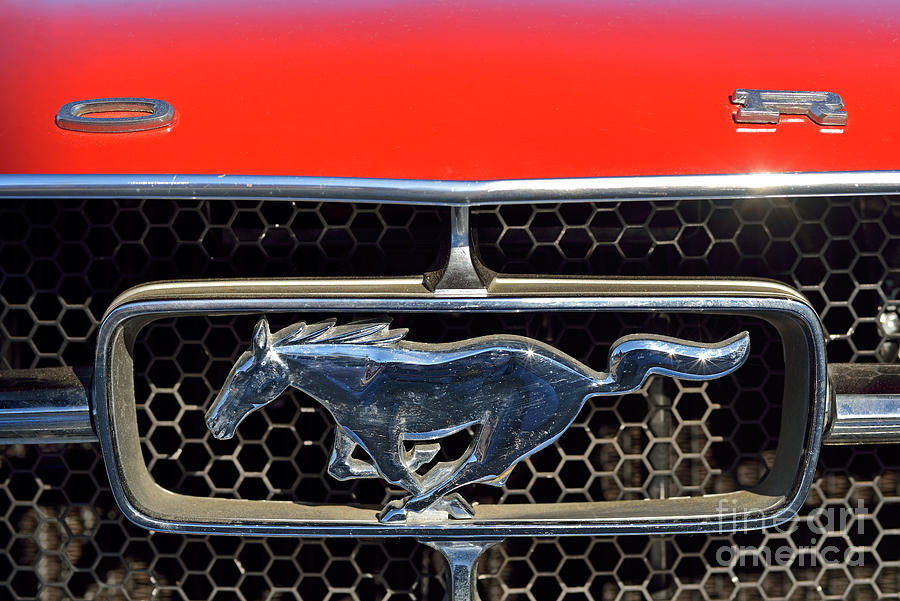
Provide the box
[1,197,899,600]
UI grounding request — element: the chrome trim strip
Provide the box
[0,367,96,444]
[824,363,900,444]
[826,395,900,444]
[3,171,900,205]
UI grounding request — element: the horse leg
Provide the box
[402,443,441,472]
[379,458,481,522]
[379,418,502,522]
[327,427,379,480]
[376,435,449,522]
[485,463,516,487]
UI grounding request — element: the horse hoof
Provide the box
[327,464,351,481]
[442,493,475,519]
[377,500,408,523]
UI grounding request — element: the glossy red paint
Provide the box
[2,0,900,179]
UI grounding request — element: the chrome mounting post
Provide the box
[429,205,495,294]
[420,539,503,601]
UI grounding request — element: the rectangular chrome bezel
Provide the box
[93,276,827,537]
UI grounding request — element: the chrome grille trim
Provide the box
[5,171,900,205]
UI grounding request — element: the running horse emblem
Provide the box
[206,317,750,522]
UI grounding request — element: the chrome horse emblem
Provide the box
[206,318,750,522]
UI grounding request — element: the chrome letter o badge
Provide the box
[55,97,175,133]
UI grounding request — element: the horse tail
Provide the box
[594,331,750,394]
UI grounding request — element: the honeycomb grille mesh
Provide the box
[1,197,899,601]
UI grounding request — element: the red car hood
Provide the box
[3,0,899,179]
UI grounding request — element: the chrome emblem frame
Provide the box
[93,277,827,537]
[205,317,750,523]
[732,89,847,126]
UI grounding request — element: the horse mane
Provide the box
[271,318,408,347]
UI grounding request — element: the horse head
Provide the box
[206,315,408,441]
[206,317,292,439]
